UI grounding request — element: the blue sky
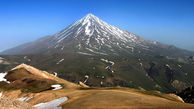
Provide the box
[0,0,194,51]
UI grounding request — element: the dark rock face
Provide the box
[165,65,174,83]
[177,86,194,103]
[188,56,194,61]
[146,62,159,77]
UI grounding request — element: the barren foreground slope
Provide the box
[0,97,35,109]
[1,88,194,109]
[1,64,194,109]
[62,88,194,109]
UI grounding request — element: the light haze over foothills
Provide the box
[0,0,194,51]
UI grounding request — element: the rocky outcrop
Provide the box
[177,86,194,103]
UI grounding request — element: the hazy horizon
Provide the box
[0,0,194,52]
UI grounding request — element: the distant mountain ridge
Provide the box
[1,14,193,57]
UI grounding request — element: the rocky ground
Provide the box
[0,97,35,109]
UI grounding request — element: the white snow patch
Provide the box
[109,61,115,66]
[86,48,95,52]
[34,97,68,109]
[61,46,64,50]
[86,48,107,55]
[101,59,114,66]
[51,84,62,90]
[0,93,2,98]
[84,75,89,83]
[85,22,92,36]
[17,96,33,102]
[57,31,73,43]
[101,59,109,63]
[24,56,31,62]
[105,66,110,69]
[85,75,89,78]
[77,44,81,49]
[166,64,170,68]
[178,64,182,68]
[56,59,64,65]
[100,81,103,85]
[0,72,10,83]
[101,59,115,73]
[77,52,92,55]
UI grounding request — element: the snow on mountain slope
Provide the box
[55,14,139,44]
[1,13,193,57]
[49,14,149,55]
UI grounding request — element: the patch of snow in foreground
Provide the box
[34,97,68,109]
[17,96,33,102]
[0,93,2,98]
[51,84,62,90]
[0,72,10,83]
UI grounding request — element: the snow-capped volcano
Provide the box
[1,13,192,56]
[55,14,139,44]
[51,13,147,55]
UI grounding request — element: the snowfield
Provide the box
[51,84,63,90]
[34,97,68,109]
[0,72,10,83]
[101,59,115,66]
[77,52,92,55]
[56,59,64,64]
[17,96,33,102]
[0,93,2,98]
[101,59,115,73]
